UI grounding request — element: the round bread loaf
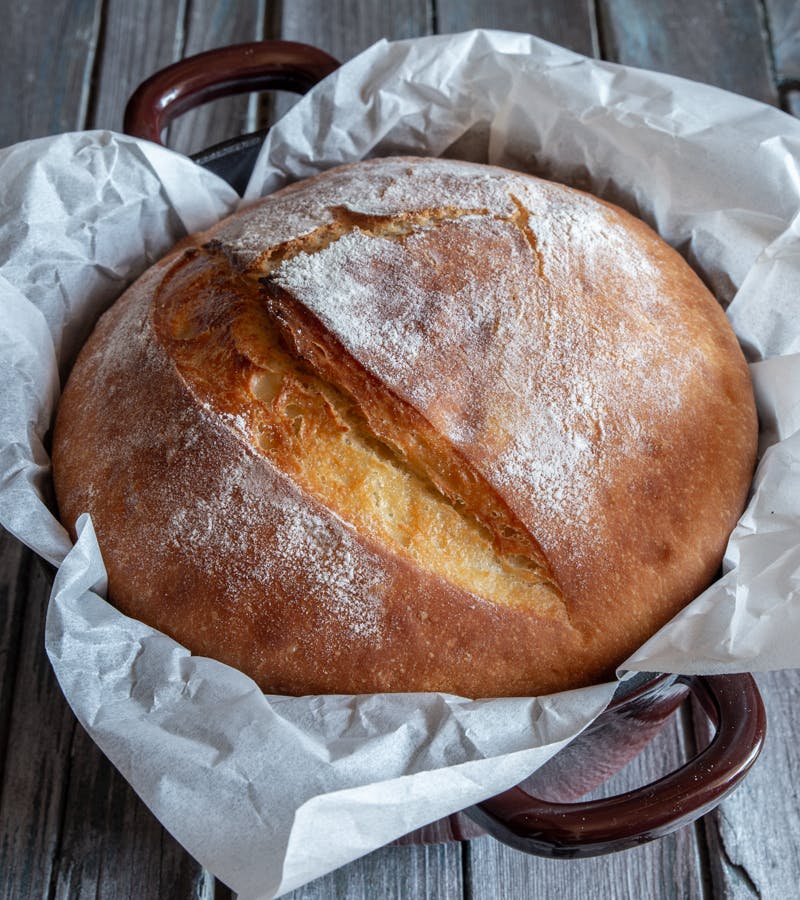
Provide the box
[52,157,757,697]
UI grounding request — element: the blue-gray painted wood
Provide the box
[89,0,186,133]
[765,0,800,83]
[436,0,598,57]
[598,0,778,105]
[0,0,103,144]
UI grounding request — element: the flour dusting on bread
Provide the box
[52,157,758,697]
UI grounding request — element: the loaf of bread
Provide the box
[52,157,757,697]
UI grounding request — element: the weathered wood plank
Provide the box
[0,0,103,145]
[169,0,267,157]
[278,0,432,60]
[465,711,704,899]
[764,0,800,82]
[436,0,598,57]
[701,671,800,899]
[0,531,29,796]
[283,842,463,899]
[597,0,778,105]
[0,555,76,899]
[50,722,213,900]
[269,0,432,123]
[89,0,185,133]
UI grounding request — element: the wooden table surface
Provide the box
[2,1,800,898]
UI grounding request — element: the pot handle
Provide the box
[123,40,340,144]
[466,673,765,857]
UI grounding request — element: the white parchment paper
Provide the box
[2,30,800,898]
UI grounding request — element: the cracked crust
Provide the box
[52,157,758,697]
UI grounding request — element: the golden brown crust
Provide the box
[52,157,758,697]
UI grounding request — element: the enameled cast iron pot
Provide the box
[122,42,767,857]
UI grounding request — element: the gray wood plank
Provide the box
[465,711,704,899]
[436,0,598,57]
[0,0,103,145]
[701,671,800,899]
[270,0,432,122]
[283,842,463,899]
[0,531,29,796]
[597,0,778,105]
[50,722,214,900]
[0,554,77,899]
[169,0,267,157]
[89,0,186,133]
[278,0,432,60]
[764,0,800,82]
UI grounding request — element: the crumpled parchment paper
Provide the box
[1,30,799,899]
